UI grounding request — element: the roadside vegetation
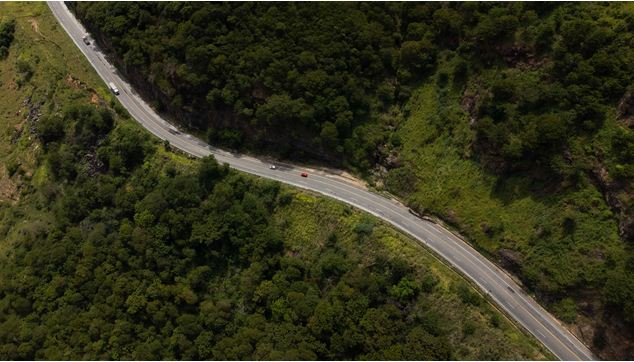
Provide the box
[72,2,634,358]
[0,3,549,359]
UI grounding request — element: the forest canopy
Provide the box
[71,2,634,177]
[0,104,541,360]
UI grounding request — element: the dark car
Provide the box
[301,172,308,177]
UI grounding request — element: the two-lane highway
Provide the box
[48,2,595,360]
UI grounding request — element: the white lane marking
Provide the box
[51,3,593,359]
[536,330,546,338]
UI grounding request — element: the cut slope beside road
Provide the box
[47,2,596,360]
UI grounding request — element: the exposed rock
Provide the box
[384,150,401,169]
[578,323,595,343]
[589,161,634,242]
[461,89,479,126]
[497,248,523,272]
[620,214,634,242]
[443,208,459,226]
[594,311,634,360]
[65,73,88,90]
[617,91,634,128]
[26,98,43,137]
[0,165,19,203]
[589,249,606,261]
[81,151,105,177]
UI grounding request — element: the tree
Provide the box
[0,18,15,59]
[320,121,339,148]
[198,156,226,191]
[38,115,65,144]
[97,123,152,174]
[399,39,436,74]
[389,277,420,301]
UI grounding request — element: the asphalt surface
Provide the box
[48,2,596,360]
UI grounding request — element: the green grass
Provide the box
[0,2,110,195]
[386,76,625,316]
[275,190,552,360]
[0,2,551,359]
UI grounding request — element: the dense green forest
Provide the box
[72,2,634,358]
[72,2,634,177]
[0,3,549,360]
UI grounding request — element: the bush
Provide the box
[278,192,293,206]
[354,219,375,236]
[15,55,34,85]
[490,313,501,328]
[420,273,438,293]
[553,298,577,324]
[457,283,481,306]
[97,123,152,174]
[462,320,476,336]
[390,277,420,301]
[386,167,418,198]
[38,115,65,144]
[198,156,226,191]
[0,18,15,60]
[5,159,19,176]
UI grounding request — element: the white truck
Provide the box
[108,82,120,95]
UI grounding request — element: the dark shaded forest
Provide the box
[70,2,634,358]
[72,2,633,176]
[0,4,549,360]
[0,104,531,359]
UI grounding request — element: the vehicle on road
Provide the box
[82,35,90,45]
[270,165,277,170]
[48,3,596,358]
[108,82,120,95]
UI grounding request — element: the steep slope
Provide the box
[71,2,634,359]
[0,3,548,359]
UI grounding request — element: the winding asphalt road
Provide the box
[48,2,596,360]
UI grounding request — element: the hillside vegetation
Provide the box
[0,3,549,359]
[72,2,634,358]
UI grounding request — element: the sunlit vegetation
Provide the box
[72,2,634,358]
[0,3,551,360]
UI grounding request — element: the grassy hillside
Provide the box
[70,2,634,359]
[0,3,549,359]
[377,5,634,358]
[384,78,630,358]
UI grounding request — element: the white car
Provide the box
[269,165,277,170]
[108,82,120,95]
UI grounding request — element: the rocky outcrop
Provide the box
[618,91,634,128]
[590,163,633,242]
[497,248,523,273]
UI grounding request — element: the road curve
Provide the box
[48,2,596,360]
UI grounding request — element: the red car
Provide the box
[300,172,308,177]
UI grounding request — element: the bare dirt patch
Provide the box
[65,74,81,89]
[29,18,39,34]
[0,166,19,203]
[5,79,18,91]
